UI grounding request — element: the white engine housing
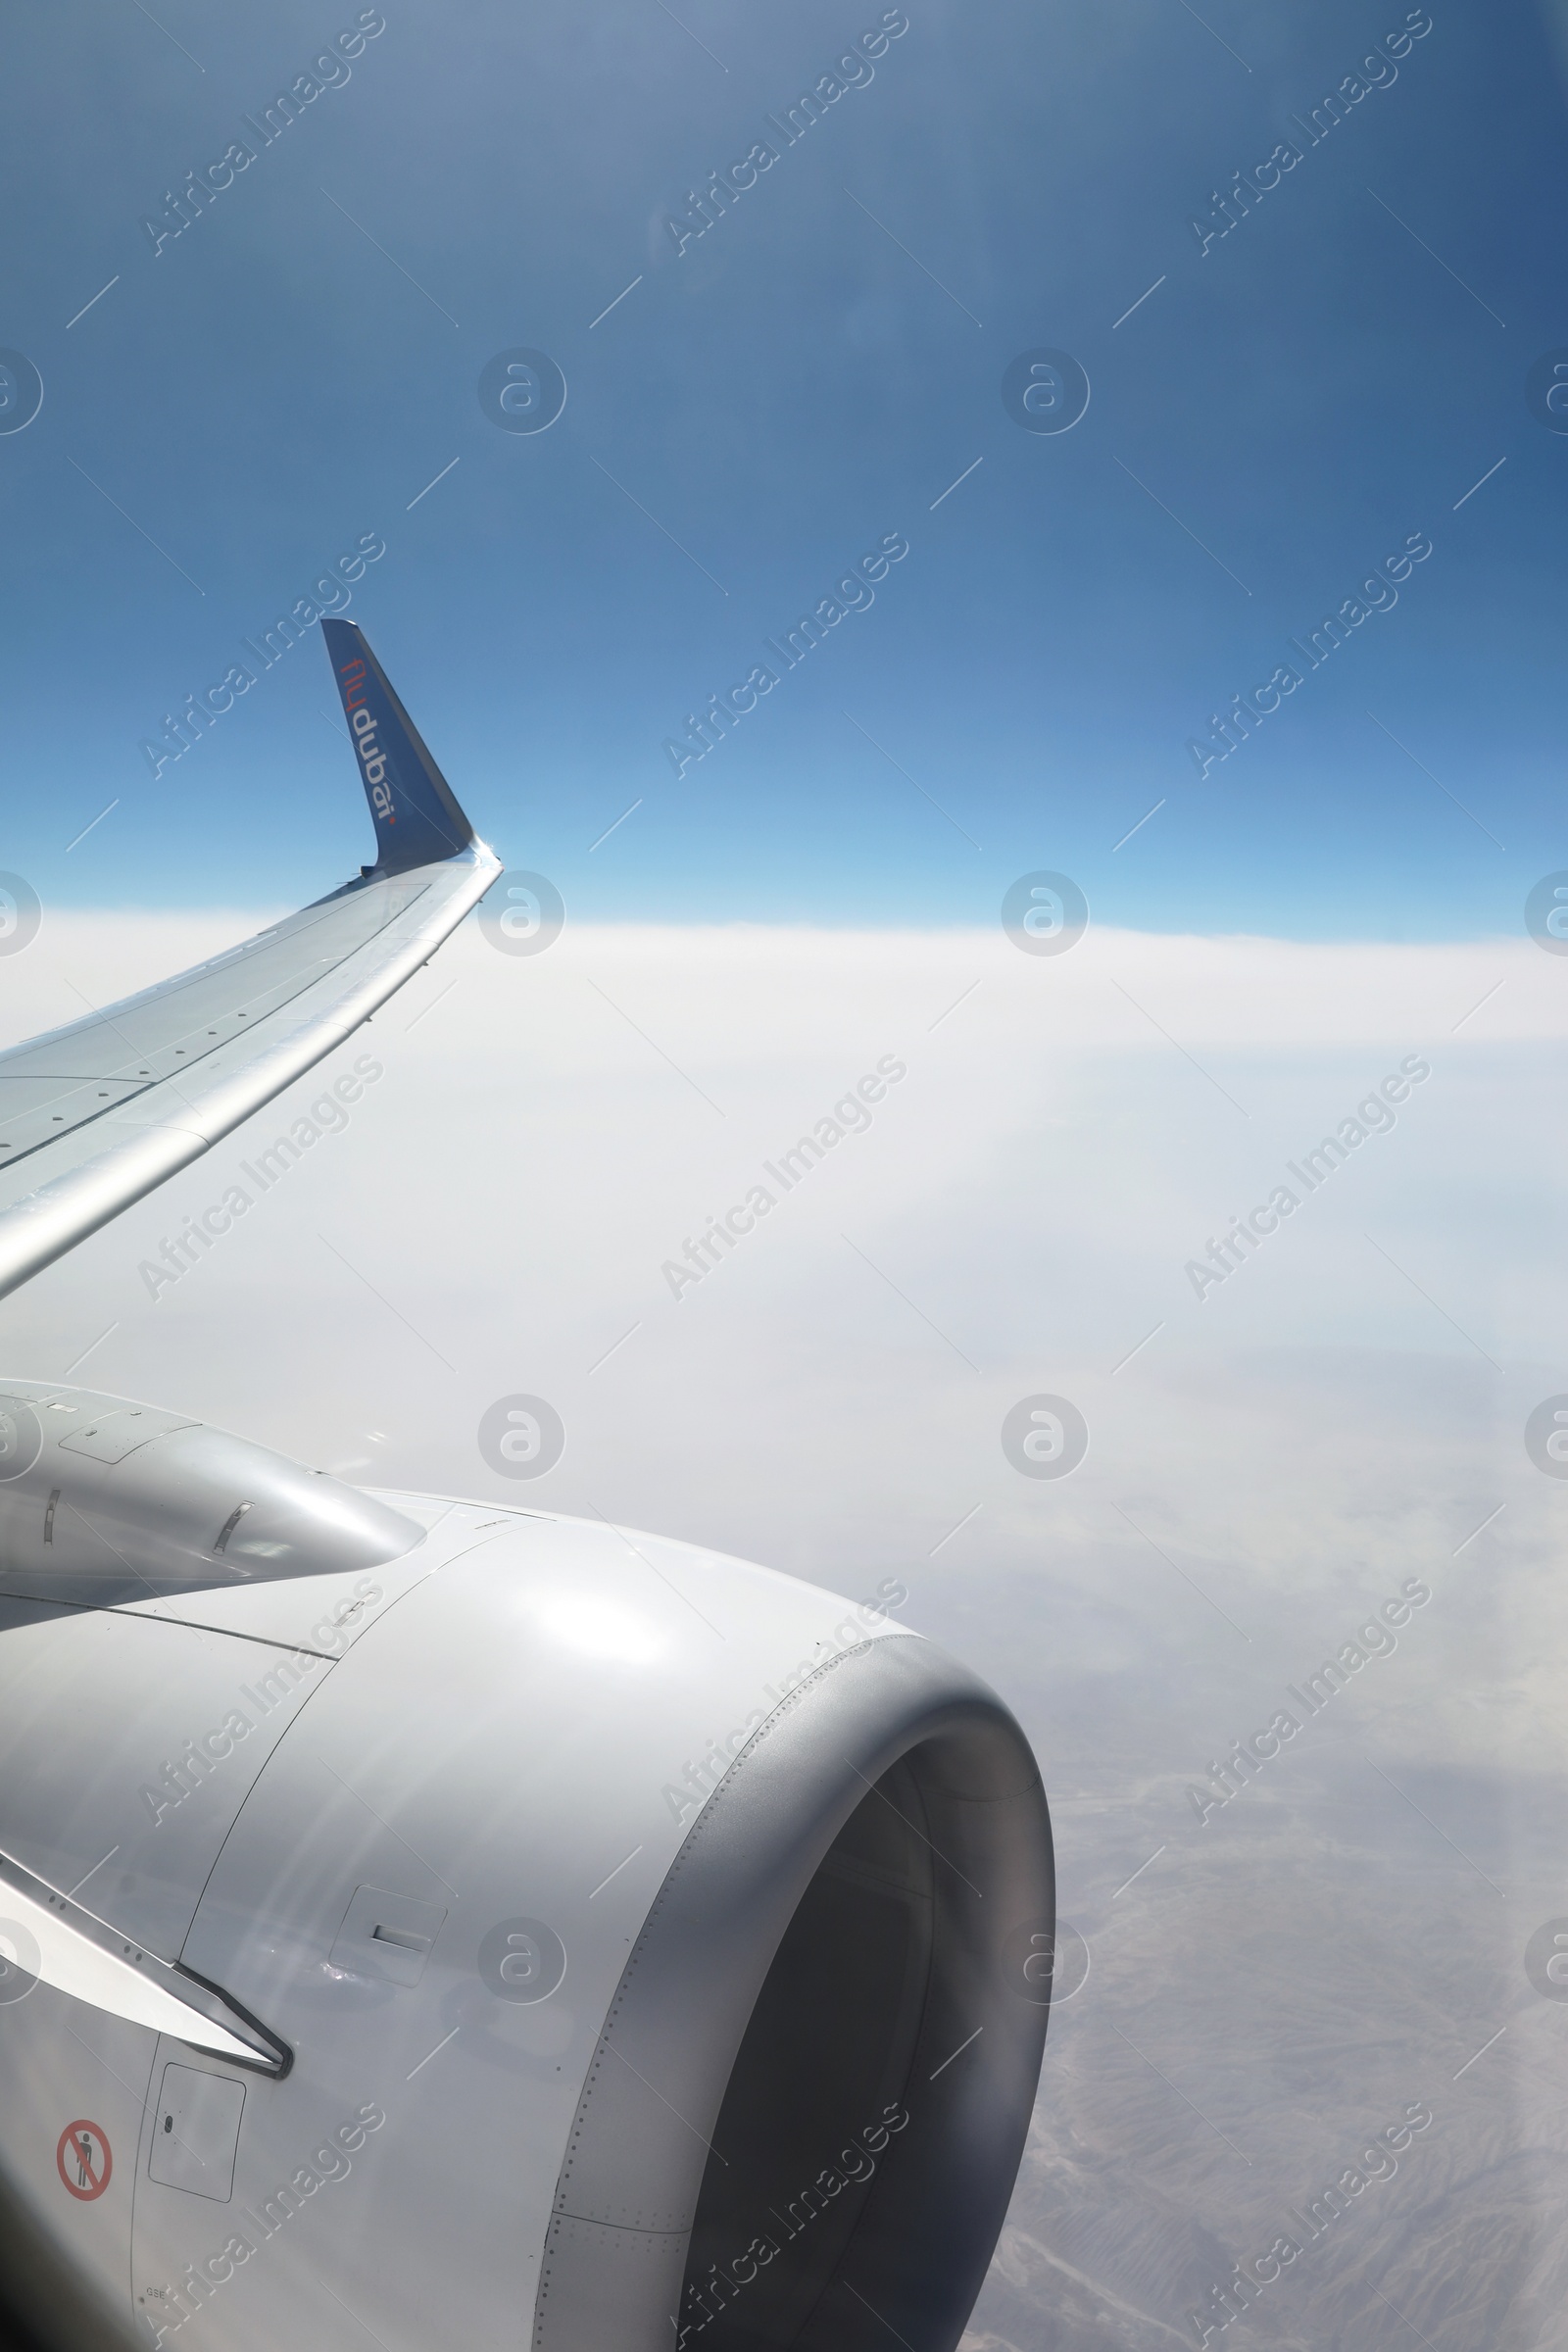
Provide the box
[0,1384,1054,2352]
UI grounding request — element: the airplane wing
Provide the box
[0,619,500,1303]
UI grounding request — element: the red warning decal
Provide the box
[56,2120,111,2201]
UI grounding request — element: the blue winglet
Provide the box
[321,617,476,875]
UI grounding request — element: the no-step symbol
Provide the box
[56,2120,111,2200]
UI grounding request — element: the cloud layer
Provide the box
[1,911,1563,2347]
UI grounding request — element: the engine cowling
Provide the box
[0,1387,1054,2352]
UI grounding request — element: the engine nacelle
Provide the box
[0,1387,1054,2352]
[0,1385,422,1603]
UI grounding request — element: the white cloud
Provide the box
[3,911,1564,2346]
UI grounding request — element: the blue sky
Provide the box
[2,20,1566,2328]
[1,0,1564,936]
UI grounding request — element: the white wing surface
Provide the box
[0,620,500,1301]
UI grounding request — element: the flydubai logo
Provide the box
[338,657,394,823]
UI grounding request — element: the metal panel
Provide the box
[147,2066,246,2201]
[328,1888,447,1988]
[57,1408,198,1465]
[0,1077,150,1166]
[106,1500,507,1654]
[0,1985,154,2339]
[0,1598,337,1958]
[158,1514,913,2352]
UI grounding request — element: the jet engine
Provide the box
[0,1383,1054,2352]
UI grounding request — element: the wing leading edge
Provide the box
[0,624,501,1303]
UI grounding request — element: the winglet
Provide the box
[321,617,477,875]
